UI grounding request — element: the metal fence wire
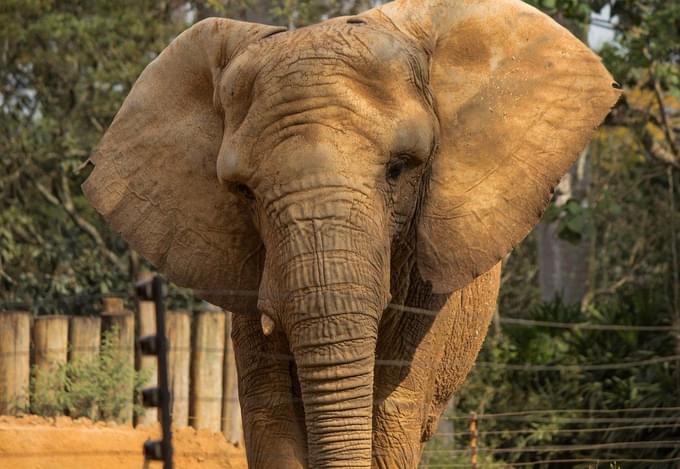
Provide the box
[1,285,679,467]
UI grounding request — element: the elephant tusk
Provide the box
[261,313,275,336]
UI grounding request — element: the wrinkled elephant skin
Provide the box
[83,0,619,467]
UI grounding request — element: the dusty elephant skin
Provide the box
[82,0,619,467]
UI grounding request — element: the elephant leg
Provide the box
[422,263,501,441]
[231,312,307,468]
[372,384,428,469]
[372,301,439,468]
[371,264,501,467]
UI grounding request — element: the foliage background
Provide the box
[1,0,678,466]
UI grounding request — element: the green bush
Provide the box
[29,326,150,422]
[427,295,680,468]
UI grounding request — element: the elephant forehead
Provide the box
[216,20,435,188]
[220,20,428,120]
[254,20,416,76]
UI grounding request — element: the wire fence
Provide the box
[424,410,680,468]
[2,288,679,468]
[4,287,676,329]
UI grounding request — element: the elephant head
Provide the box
[83,0,619,466]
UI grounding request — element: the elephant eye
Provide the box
[386,157,409,182]
[234,183,255,201]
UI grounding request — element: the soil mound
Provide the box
[0,415,247,469]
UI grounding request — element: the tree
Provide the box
[0,1,187,313]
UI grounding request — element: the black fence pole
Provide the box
[154,276,173,469]
[137,275,173,469]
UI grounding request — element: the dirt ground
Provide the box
[0,415,248,469]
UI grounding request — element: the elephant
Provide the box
[82,0,619,467]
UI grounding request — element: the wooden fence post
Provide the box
[31,315,69,414]
[222,311,243,445]
[68,316,101,363]
[68,315,102,419]
[469,411,478,469]
[166,310,191,427]
[0,311,31,414]
[101,298,135,423]
[102,297,124,314]
[136,274,158,426]
[33,316,69,371]
[190,309,226,431]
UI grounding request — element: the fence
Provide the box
[2,290,680,467]
[417,308,680,468]
[421,408,680,467]
[0,297,242,444]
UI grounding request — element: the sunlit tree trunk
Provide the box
[537,148,591,304]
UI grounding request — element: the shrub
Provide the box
[29,326,151,422]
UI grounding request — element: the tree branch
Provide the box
[653,77,680,158]
[35,178,128,274]
[606,97,664,129]
[0,257,15,285]
[606,96,680,169]
[590,274,636,298]
[641,132,680,169]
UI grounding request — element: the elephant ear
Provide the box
[376,0,620,294]
[82,18,284,311]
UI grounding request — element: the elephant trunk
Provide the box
[259,186,390,467]
[289,287,381,468]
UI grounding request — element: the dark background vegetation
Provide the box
[1,0,678,466]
